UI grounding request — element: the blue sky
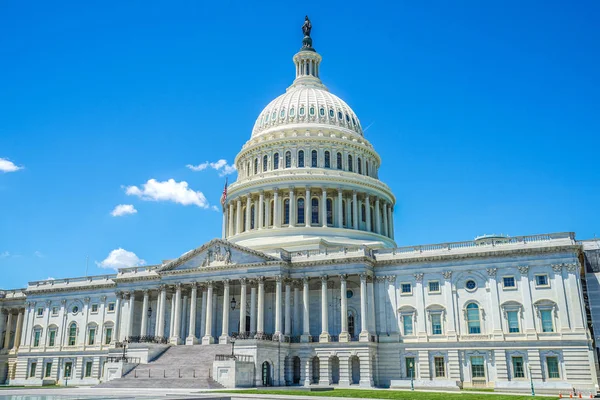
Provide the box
[1,1,599,289]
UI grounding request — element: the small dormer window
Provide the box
[352,117,356,126]
[338,111,343,120]
[299,107,305,116]
[309,107,315,116]
[289,108,295,117]
[345,114,350,122]
[271,112,276,120]
[320,108,325,116]
[265,114,269,122]
[280,109,285,118]
[329,109,334,118]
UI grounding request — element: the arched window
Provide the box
[297,198,305,224]
[254,158,258,175]
[311,150,318,167]
[337,152,343,170]
[324,151,331,168]
[68,323,77,346]
[361,204,366,222]
[298,150,304,167]
[284,199,290,225]
[246,162,250,177]
[285,151,291,168]
[366,161,369,176]
[87,324,97,345]
[348,155,353,172]
[466,303,481,334]
[273,153,279,170]
[326,198,333,225]
[242,207,247,231]
[250,205,255,230]
[263,155,268,172]
[348,311,355,337]
[358,158,362,174]
[311,198,319,224]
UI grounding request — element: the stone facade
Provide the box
[0,27,598,394]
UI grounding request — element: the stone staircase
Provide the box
[97,344,233,389]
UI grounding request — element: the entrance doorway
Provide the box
[312,357,320,384]
[261,361,271,386]
[292,357,301,384]
[330,356,340,384]
[351,356,360,384]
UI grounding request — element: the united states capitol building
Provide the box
[2,19,600,394]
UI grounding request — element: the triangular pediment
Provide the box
[158,239,280,272]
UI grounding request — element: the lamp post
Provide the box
[529,365,535,396]
[121,341,128,362]
[147,305,152,336]
[409,361,414,391]
[230,336,236,359]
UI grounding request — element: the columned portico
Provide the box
[219,280,230,343]
[202,282,215,345]
[186,283,198,345]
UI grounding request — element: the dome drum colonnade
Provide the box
[222,30,396,250]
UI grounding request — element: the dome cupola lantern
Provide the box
[222,17,396,251]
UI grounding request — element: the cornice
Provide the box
[160,260,285,275]
[24,283,117,295]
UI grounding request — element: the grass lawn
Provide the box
[219,389,551,399]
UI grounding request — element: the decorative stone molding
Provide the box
[551,264,564,272]
[84,297,90,303]
[375,276,387,283]
[222,279,230,287]
[486,268,497,277]
[320,275,328,283]
[517,266,529,274]
[566,263,578,272]
[414,273,424,283]
[442,271,452,280]
[386,275,396,283]
[339,274,348,282]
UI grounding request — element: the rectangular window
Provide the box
[471,356,485,378]
[45,362,52,378]
[91,304,98,313]
[507,311,520,333]
[401,283,412,294]
[546,357,560,379]
[52,307,59,316]
[405,357,415,378]
[512,356,525,378]
[431,314,442,335]
[434,357,445,377]
[49,330,56,347]
[403,315,413,335]
[503,276,516,288]
[29,362,37,378]
[107,303,115,312]
[37,308,44,317]
[64,362,72,378]
[105,328,113,344]
[535,274,549,287]
[428,281,440,293]
[34,330,41,347]
[540,309,554,332]
[85,361,93,377]
[88,328,96,345]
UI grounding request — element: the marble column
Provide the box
[240,279,247,334]
[319,276,330,342]
[199,286,207,340]
[126,292,135,340]
[220,280,231,343]
[345,195,351,228]
[518,266,537,338]
[274,276,283,340]
[171,284,182,344]
[565,263,586,332]
[258,191,265,230]
[382,201,389,237]
[255,277,265,337]
[414,273,427,339]
[337,189,343,228]
[4,312,13,349]
[359,274,369,341]
[114,292,123,341]
[352,191,358,230]
[228,203,235,237]
[265,194,271,227]
[272,189,280,228]
[552,264,571,332]
[339,274,349,342]
[289,188,295,227]
[186,283,198,345]
[301,278,311,342]
[387,204,394,238]
[235,199,242,235]
[375,198,381,234]
[321,188,327,227]
[140,289,149,336]
[365,195,371,232]
[293,284,300,336]
[245,196,252,231]
[486,269,503,339]
[305,187,311,227]
[13,309,24,350]
[202,282,215,345]
[284,281,291,337]
[250,285,257,334]
[157,286,167,338]
[0,310,6,350]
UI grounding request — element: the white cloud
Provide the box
[125,179,209,208]
[211,205,220,212]
[96,248,146,271]
[0,251,9,258]
[34,251,44,258]
[0,158,22,173]
[111,204,138,217]
[186,159,237,177]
